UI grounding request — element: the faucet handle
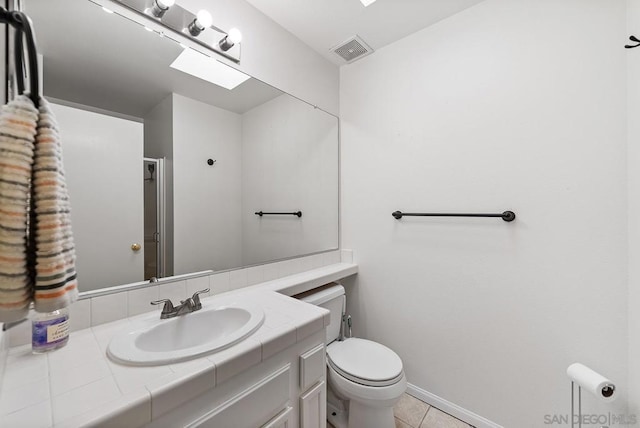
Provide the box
[191,288,210,309]
[150,298,175,315]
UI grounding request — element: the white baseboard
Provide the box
[406,383,503,428]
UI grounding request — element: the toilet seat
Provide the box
[327,338,404,387]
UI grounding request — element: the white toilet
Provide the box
[299,284,407,428]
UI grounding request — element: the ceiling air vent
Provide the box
[331,35,373,63]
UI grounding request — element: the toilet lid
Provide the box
[327,338,404,387]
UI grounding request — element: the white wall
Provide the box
[178,0,339,116]
[54,103,145,291]
[172,94,243,273]
[241,94,339,266]
[627,0,640,417]
[341,0,628,425]
[144,95,175,276]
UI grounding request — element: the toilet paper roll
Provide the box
[567,363,616,402]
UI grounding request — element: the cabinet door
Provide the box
[262,406,293,428]
[299,344,325,391]
[300,381,326,428]
[188,365,290,428]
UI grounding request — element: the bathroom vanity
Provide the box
[143,288,329,428]
[0,260,359,427]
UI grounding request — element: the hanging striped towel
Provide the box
[0,95,38,322]
[32,98,78,312]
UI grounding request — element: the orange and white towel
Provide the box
[0,95,38,322]
[0,96,77,322]
[32,98,78,312]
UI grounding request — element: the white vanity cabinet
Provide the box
[187,365,291,427]
[262,407,294,428]
[299,381,326,428]
[298,344,327,428]
[147,330,326,428]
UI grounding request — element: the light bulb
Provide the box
[227,28,242,44]
[188,10,213,36]
[196,10,213,28]
[219,28,242,51]
[150,0,175,17]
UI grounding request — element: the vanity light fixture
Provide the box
[105,0,242,62]
[187,9,213,37]
[150,0,174,18]
[219,28,242,51]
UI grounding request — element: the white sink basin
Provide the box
[107,303,265,366]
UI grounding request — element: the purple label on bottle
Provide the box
[32,315,69,351]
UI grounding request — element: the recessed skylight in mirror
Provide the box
[170,49,250,90]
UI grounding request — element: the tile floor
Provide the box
[328,393,474,428]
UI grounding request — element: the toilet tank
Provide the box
[298,284,345,344]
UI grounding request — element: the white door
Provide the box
[52,103,144,291]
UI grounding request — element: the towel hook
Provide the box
[0,7,40,107]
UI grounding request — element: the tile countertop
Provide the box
[248,262,358,297]
[0,288,331,428]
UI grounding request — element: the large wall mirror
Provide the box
[24,0,339,292]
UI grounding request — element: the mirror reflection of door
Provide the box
[52,102,144,291]
[143,158,165,280]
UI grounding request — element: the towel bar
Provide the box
[392,210,516,222]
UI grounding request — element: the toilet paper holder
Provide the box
[570,382,616,428]
[567,363,616,428]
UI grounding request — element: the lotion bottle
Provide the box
[32,308,69,353]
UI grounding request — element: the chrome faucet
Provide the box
[151,288,209,319]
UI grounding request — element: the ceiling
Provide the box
[24,0,486,116]
[25,0,283,118]
[244,0,486,66]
